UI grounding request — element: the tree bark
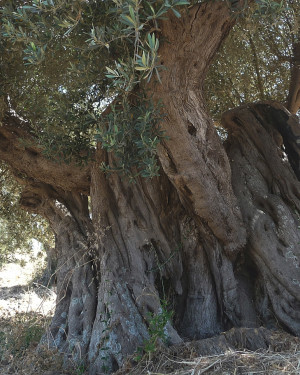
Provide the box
[0,110,90,194]
[37,101,300,375]
[223,102,300,335]
[1,2,300,375]
[151,2,246,255]
[287,41,300,114]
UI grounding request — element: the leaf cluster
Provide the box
[96,97,166,179]
[0,0,298,264]
[0,0,190,177]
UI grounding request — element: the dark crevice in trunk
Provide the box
[2,2,300,374]
[223,102,300,336]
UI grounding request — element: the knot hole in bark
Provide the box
[188,122,197,136]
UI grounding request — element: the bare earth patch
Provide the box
[0,256,58,375]
[0,260,56,318]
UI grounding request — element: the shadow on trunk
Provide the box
[36,102,300,374]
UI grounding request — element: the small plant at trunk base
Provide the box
[75,362,86,375]
[135,300,173,361]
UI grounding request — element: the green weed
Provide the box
[135,300,173,361]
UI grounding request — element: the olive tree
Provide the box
[1,1,300,374]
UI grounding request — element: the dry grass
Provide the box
[116,332,300,375]
[1,257,300,375]
[0,311,89,375]
[126,349,300,374]
[0,257,68,375]
[1,313,300,375]
[0,311,64,375]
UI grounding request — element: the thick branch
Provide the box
[286,41,300,114]
[152,2,246,254]
[0,111,91,193]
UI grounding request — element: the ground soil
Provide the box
[0,257,55,318]
[0,255,58,375]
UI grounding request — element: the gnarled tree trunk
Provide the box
[223,102,300,334]
[1,2,300,375]
[43,101,300,375]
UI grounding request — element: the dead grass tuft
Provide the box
[115,329,300,375]
[0,311,65,375]
[1,317,300,375]
[122,348,300,374]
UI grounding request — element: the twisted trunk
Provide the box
[36,100,300,374]
[1,2,300,375]
[223,102,300,334]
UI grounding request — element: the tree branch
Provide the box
[287,41,300,114]
[150,1,247,254]
[0,110,91,194]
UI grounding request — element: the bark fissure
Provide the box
[150,2,246,254]
[223,102,300,335]
[1,3,300,375]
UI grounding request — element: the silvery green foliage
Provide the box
[0,0,189,178]
[0,0,288,178]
